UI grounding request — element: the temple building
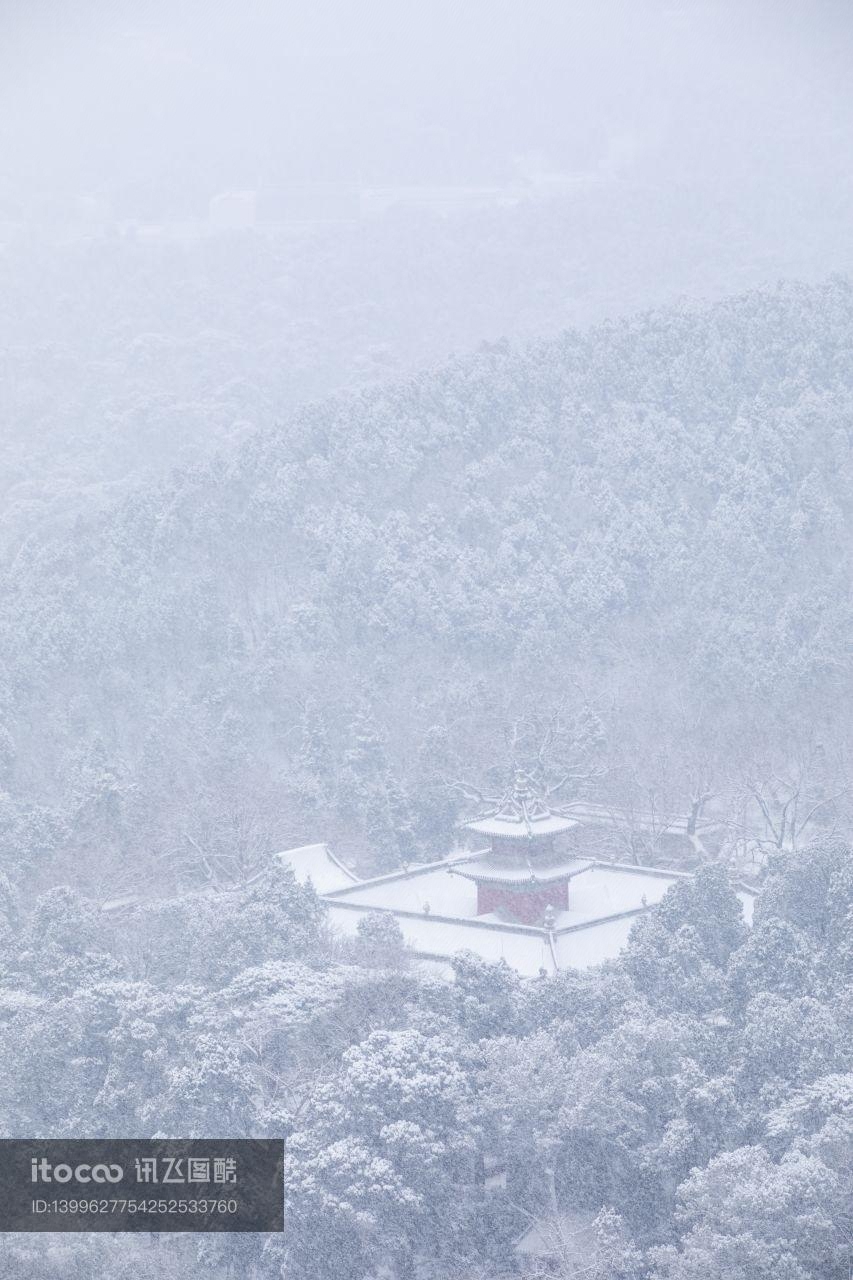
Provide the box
[449,773,593,924]
[278,773,756,977]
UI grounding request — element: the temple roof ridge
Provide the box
[459,769,579,840]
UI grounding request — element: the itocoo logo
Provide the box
[31,1158,123,1184]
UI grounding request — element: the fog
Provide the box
[3,1,853,209]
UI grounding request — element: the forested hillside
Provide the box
[4,169,853,555]
[6,3,853,1276]
[0,278,851,894]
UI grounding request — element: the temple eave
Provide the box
[455,869,573,887]
[461,817,578,839]
[452,858,594,887]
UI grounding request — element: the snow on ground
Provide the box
[326,862,481,916]
[282,843,757,976]
[552,864,679,926]
[277,843,359,893]
[326,900,557,976]
[553,916,638,969]
[737,888,756,924]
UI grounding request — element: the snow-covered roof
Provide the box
[462,812,580,839]
[276,843,359,894]
[459,770,580,840]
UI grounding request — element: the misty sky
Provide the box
[2,0,853,211]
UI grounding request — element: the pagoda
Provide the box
[453,771,593,925]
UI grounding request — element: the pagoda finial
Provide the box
[458,766,579,843]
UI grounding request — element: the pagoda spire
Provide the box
[459,768,579,844]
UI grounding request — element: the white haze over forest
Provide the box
[1,3,853,1278]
